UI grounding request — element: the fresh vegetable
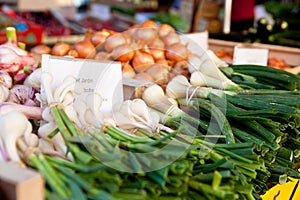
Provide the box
[8,84,38,106]
[72,39,96,59]
[0,70,12,89]
[0,102,43,119]
[51,42,71,57]
[1,19,299,200]
[190,71,240,90]
[0,110,32,162]
[30,44,51,55]
[132,50,155,72]
[0,27,35,75]
[221,64,300,90]
[0,84,9,103]
[166,75,234,100]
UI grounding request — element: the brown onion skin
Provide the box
[51,42,71,56]
[172,60,189,78]
[111,44,135,62]
[145,63,169,85]
[68,49,79,58]
[104,34,127,53]
[122,62,136,78]
[149,47,165,61]
[161,32,180,46]
[94,51,111,61]
[91,31,109,47]
[31,44,51,55]
[132,51,155,73]
[134,27,157,46]
[156,59,169,66]
[165,43,189,62]
[148,38,164,48]
[158,24,175,38]
[73,40,96,59]
[134,72,154,82]
[140,20,157,28]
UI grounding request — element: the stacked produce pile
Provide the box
[30,20,197,89]
[0,24,300,200]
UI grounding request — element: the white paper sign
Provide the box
[181,31,208,56]
[41,54,123,115]
[233,46,269,66]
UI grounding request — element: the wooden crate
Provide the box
[0,162,44,200]
[209,39,300,66]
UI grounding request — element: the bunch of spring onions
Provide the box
[22,62,299,199]
[26,97,266,200]
[162,63,300,196]
[1,68,267,199]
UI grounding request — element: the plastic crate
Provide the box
[0,10,43,45]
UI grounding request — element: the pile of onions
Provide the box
[29,20,197,87]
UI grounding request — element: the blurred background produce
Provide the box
[0,0,299,199]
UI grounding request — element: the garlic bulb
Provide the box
[0,85,9,102]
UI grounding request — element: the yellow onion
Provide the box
[158,23,175,38]
[171,60,189,78]
[73,40,96,59]
[145,63,169,85]
[134,72,154,83]
[156,59,169,66]
[91,31,110,47]
[122,62,136,78]
[134,27,157,46]
[140,20,157,28]
[94,51,111,61]
[104,33,127,52]
[161,31,180,46]
[149,47,165,61]
[132,50,155,73]
[166,43,189,62]
[111,44,135,62]
[67,49,79,58]
[51,42,71,56]
[31,44,51,55]
[149,37,164,48]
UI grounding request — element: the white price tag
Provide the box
[41,55,123,115]
[181,31,209,56]
[233,46,269,66]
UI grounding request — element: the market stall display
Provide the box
[0,15,299,200]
